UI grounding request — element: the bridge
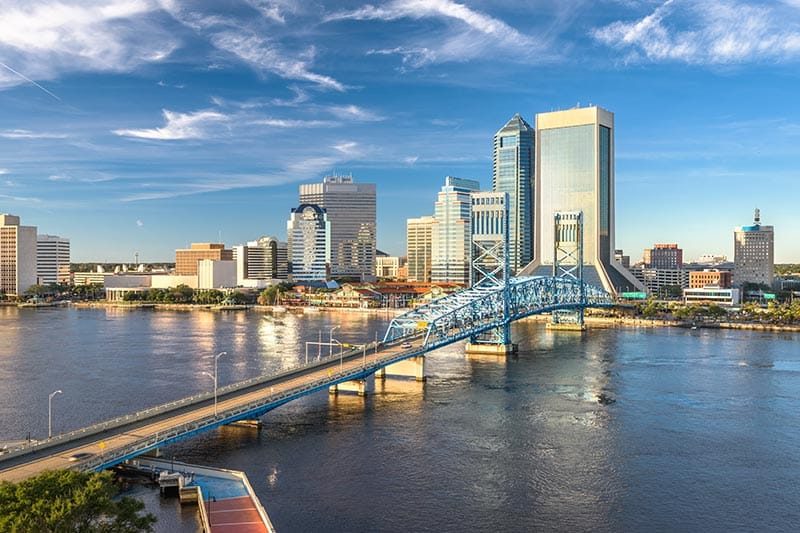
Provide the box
[0,275,611,483]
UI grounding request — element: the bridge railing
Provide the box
[77,345,418,472]
[0,340,385,463]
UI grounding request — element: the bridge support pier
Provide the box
[329,377,374,396]
[465,342,518,355]
[382,356,426,381]
[373,367,385,379]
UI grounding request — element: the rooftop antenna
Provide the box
[134,252,139,265]
[754,208,761,225]
[218,230,222,244]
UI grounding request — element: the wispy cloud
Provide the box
[0,168,9,175]
[0,1,177,89]
[327,105,384,122]
[136,219,144,227]
[327,0,543,67]
[0,129,68,139]
[113,109,229,140]
[0,193,41,203]
[593,0,800,64]
[121,141,361,201]
[251,118,337,128]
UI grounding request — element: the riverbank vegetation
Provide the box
[0,470,155,532]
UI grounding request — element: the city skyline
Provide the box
[0,1,799,262]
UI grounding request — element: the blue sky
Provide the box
[0,0,799,262]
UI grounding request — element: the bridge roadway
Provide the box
[0,339,422,483]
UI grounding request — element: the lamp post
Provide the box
[329,326,339,358]
[206,351,226,417]
[48,389,62,439]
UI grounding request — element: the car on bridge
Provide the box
[401,342,413,349]
[68,452,94,462]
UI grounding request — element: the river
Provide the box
[1,306,799,532]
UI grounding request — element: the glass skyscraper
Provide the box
[287,204,331,282]
[431,176,480,285]
[520,106,642,294]
[493,114,534,273]
[299,175,376,279]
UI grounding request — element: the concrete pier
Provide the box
[465,343,518,355]
[546,323,586,332]
[382,356,426,381]
[329,377,374,396]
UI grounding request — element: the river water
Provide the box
[2,306,800,532]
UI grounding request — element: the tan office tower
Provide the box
[299,175,376,279]
[406,215,435,282]
[0,214,38,296]
[175,243,233,276]
[520,106,642,294]
[733,209,774,288]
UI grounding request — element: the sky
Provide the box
[0,0,799,263]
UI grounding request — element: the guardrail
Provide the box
[75,343,425,473]
[0,340,389,463]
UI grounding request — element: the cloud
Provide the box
[0,129,68,139]
[0,168,8,175]
[120,141,361,201]
[113,109,229,140]
[327,0,542,67]
[251,118,337,128]
[0,193,41,203]
[327,105,384,122]
[136,219,144,227]
[0,0,178,89]
[403,155,418,165]
[209,30,345,91]
[593,0,800,64]
[48,174,71,181]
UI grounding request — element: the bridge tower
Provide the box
[549,211,586,330]
[465,192,517,354]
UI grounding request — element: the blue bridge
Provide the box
[0,275,612,482]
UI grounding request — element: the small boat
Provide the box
[303,306,320,314]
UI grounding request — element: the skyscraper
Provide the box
[233,236,288,285]
[37,234,71,285]
[287,204,330,282]
[406,215,435,282]
[734,208,774,288]
[493,114,534,273]
[520,106,642,294]
[431,177,480,285]
[299,175,376,279]
[0,214,37,296]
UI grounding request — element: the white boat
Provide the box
[303,306,320,314]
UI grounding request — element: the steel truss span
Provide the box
[384,275,612,349]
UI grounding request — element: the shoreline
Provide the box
[15,302,800,333]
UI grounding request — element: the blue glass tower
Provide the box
[493,114,534,274]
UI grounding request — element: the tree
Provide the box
[0,469,156,532]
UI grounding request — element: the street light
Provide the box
[204,351,226,417]
[329,326,340,358]
[48,389,62,439]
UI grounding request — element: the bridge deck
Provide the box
[0,341,418,483]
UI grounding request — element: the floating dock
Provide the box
[125,457,276,533]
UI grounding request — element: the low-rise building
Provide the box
[689,269,732,289]
[375,256,404,279]
[175,243,233,276]
[198,259,236,289]
[683,287,741,306]
[630,267,688,296]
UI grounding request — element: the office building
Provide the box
[197,259,236,289]
[630,267,689,296]
[0,214,37,296]
[690,269,732,289]
[521,106,643,294]
[233,236,288,286]
[614,249,630,269]
[375,256,404,279]
[644,243,683,269]
[431,177,480,286]
[407,216,435,282]
[37,234,71,285]
[733,209,774,288]
[684,287,741,307]
[299,175,376,279]
[287,204,330,282]
[175,243,233,276]
[493,114,534,273]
